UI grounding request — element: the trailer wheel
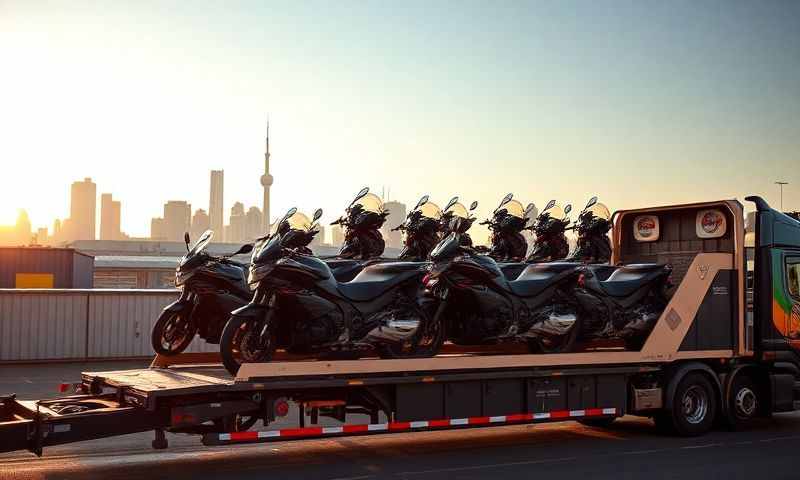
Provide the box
[726,374,759,429]
[661,373,717,436]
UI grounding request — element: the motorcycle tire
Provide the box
[220,314,275,375]
[151,310,197,356]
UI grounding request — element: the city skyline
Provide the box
[1,1,798,242]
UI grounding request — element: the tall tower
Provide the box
[209,170,224,239]
[70,177,97,240]
[260,119,274,233]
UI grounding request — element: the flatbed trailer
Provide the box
[3,196,800,456]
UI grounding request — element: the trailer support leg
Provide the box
[152,429,168,450]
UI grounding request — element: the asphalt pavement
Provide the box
[1,361,799,480]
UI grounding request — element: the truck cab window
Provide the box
[788,260,800,299]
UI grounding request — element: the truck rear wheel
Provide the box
[660,373,717,436]
[726,374,759,429]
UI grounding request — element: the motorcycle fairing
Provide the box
[338,262,428,302]
[508,262,582,298]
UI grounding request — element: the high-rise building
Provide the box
[227,202,246,243]
[245,206,263,240]
[209,170,224,240]
[150,217,165,240]
[0,210,32,246]
[191,209,210,239]
[35,227,48,245]
[382,200,407,249]
[163,201,192,242]
[100,193,122,240]
[310,224,325,247]
[260,120,274,234]
[70,177,97,240]
[330,224,344,247]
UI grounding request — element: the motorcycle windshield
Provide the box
[501,200,526,219]
[444,202,469,219]
[285,212,312,231]
[188,230,214,257]
[254,233,282,264]
[430,232,459,261]
[539,204,566,223]
[416,202,443,221]
[585,202,611,221]
[353,193,385,214]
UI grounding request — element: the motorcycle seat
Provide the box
[508,262,580,297]
[497,262,526,280]
[337,262,426,302]
[326,258,368,283]
[597,263,667,297]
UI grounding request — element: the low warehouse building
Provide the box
[0,247,94,288]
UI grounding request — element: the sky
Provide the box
[0,0,798,242]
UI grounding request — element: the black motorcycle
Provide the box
[395,195,443,261]
[332,187,389,261]
[423,215,583,353]
[324,187,390,282]
[480,193,530,262]
[573,263,672,351]
[568,197,613,264]
[527,200,573,263]
[220,208,443,374]
[151,230,254,356]
[440,197,479,248]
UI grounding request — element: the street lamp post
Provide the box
[775,181,788,211]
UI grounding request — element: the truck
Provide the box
[2,196,800,457]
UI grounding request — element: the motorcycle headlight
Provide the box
[248,263,275,286]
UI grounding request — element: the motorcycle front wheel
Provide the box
[151,310,197,356]
[220,314,275,375]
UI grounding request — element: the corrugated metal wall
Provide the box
[0,248,94,288]
[0,289,216,362]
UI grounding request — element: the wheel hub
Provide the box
[682,385,709,425]
[734,387,757,418]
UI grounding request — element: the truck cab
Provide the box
[746,196,800,407]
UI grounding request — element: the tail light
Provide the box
[274,398,290,417]
[577,273,586,288]
[422,273,431,285]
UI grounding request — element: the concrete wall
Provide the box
[0,289,216,362]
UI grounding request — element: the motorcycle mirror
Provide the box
[281,207,298,225]
[544,199,556,212]
[183,232,190,251]
[525,202,536,216]
[350,187,370,206]
[564,204,572,215]
[415,195,430,210]
[500,193,513,207]
[233,244,254,256]
[585,196,598,210]
[469,201,478,211]
[444,196,459,212]
[312,208,323,222]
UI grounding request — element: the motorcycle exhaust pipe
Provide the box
[525,311,577,338]
[365,319,421,343]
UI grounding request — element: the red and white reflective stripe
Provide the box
[215,407,617,443]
